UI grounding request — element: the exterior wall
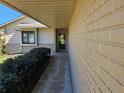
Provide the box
[22,28,55,53]
[5,19,22,53]
[5,43,21,54]
[38,28,55,52]
[5,18,56,54]
[5,17,36,43]
[22,43,55,53]
[69,0,124,93]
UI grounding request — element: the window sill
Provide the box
[21,44,37,47]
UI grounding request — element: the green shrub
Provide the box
[0,74,22,93]
[0,47,51,93]
[1,45,6,54]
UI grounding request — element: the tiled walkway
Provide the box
[32,52,72,93]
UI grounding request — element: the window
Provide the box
[22,31,35,44]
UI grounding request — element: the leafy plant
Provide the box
[0,39,6,54]
[0,47,51,93]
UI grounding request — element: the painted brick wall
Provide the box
[68,0,124,93]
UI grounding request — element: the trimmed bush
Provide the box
[0,47,51,93]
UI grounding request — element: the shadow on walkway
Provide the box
[32,52,72,93]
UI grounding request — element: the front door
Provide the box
[56,29,67,52]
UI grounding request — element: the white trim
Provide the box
[21,44,37,47]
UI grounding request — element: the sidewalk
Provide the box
[32,52,72,93]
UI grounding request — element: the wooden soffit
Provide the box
[1,0,76,28]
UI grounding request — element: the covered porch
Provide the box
[1,0,124,93]
[32,52,72,93]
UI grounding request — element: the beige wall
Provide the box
[4,18,31,53]
[38,28,55,44]
[5,18,56,53]
[22,28,56,53]
[5,17,43,44]
[69,0,124,93]
[38,28,56,52]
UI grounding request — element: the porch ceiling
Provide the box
[1,0,76,28]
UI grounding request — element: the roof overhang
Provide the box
[16,22,48,29]
[1,0,76,28]
[0,16,25,29]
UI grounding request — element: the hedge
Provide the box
[0,47,51,93]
